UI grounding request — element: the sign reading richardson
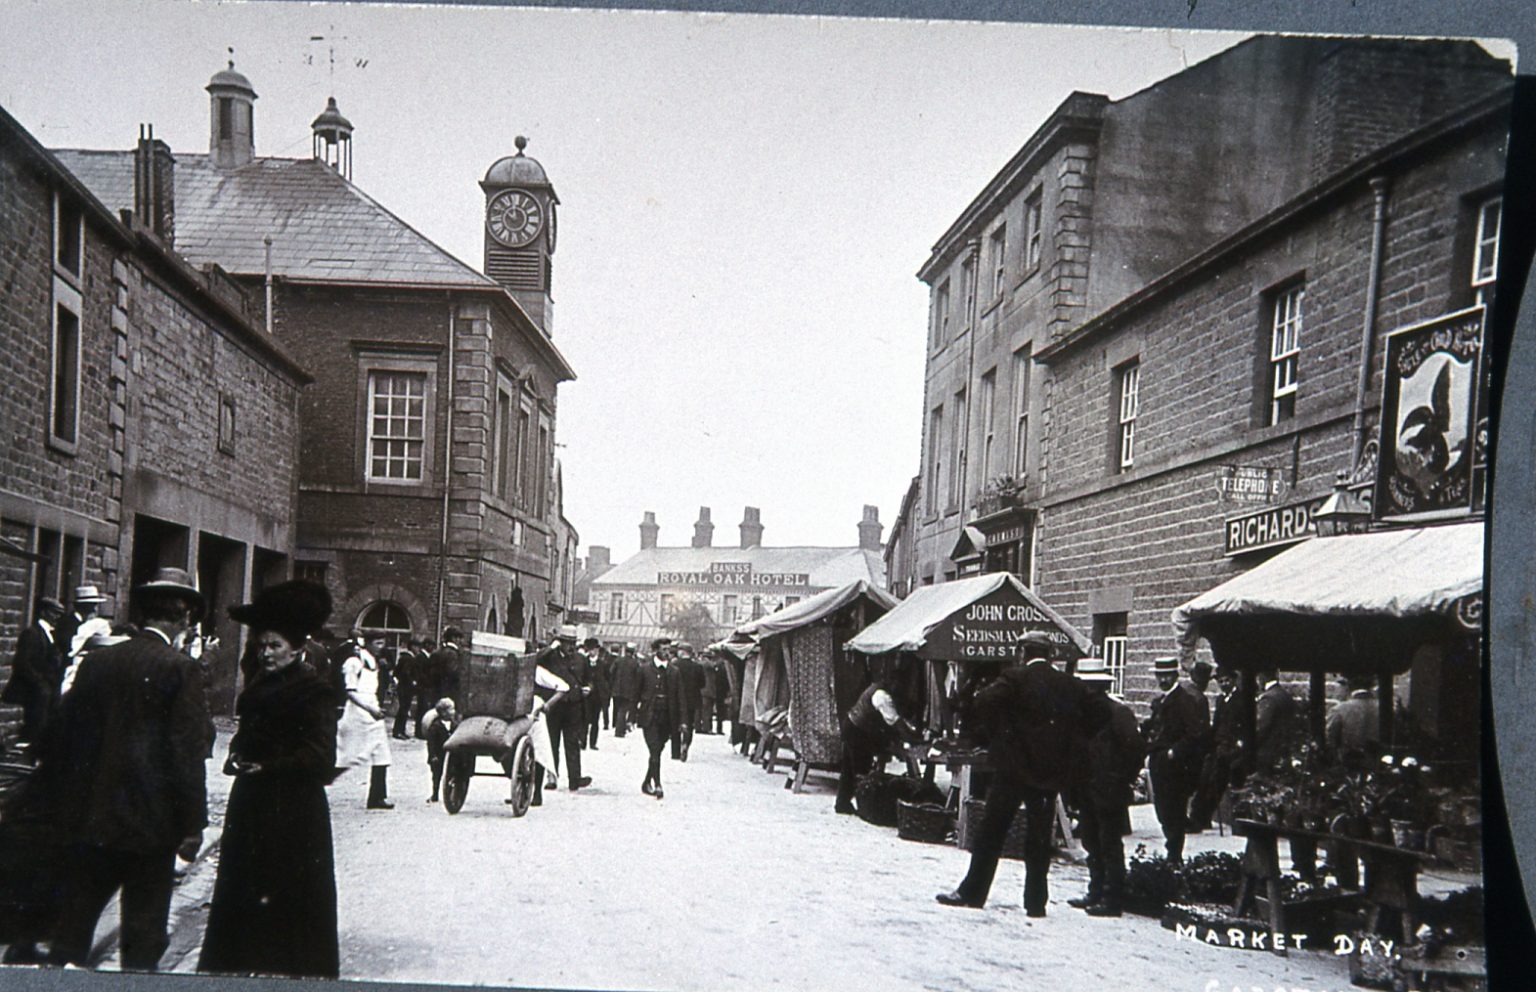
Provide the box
[1224,496,1327,556]
[1215,464,1288,504]
[1375,306,1484,519]
[655,562,813,588]
[922,586,1084,662]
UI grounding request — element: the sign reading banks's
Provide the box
[1224,497,1326,556]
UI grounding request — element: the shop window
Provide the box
[1472,195,1501,308]
[1266,283,1304,425]
[1113,360,1139,473]
[723,594,738,625]
[752,596,764,619]
[660,593,675,622]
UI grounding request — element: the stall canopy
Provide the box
[845,572,1092,661]
[1172,521,1484,673]
[733,580,898,641]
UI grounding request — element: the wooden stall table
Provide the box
[1232,818,1429,953]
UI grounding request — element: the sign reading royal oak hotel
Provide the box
[655,562,813,588]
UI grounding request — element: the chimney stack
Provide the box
[133,125,176,242]
[692,507,714,548]
[739,506,764,548]
[587,545,611,572]
[639,512,659,550]
[858,504,883,551]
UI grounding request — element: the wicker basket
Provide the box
[897,800,954,844]
[960,797,1030,860]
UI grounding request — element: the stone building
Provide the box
[1,105,309,717]
[55,62,577,652]
[899,36,1510,708]
[589,506,886,646]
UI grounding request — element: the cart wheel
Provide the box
[443,753,472,814]
[507,735,535,818]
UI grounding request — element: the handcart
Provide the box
[441,632,541,817]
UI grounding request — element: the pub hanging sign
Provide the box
[1374,307,1485,519]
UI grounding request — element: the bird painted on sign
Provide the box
[1396,359,1462,493]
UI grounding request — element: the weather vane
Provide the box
[305,26,368,89]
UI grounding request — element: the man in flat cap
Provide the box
[1144,656,1210,863]
[39,567,213,970]
[938,630,1108,917]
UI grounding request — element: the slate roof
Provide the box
[593,546,886,589]
[52,149,499,288]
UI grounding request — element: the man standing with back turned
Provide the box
[937,631,1107,917]
[38,567,213,970]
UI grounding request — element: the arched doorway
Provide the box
[359,600,413,660]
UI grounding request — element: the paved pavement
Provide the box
[132,721,1376,992]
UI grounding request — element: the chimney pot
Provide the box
[739,506,764,549]
[857,504,883,552]
[692,506,714,549]
[639,511,659,550]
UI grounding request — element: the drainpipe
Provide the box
[960,240,980,518]
[436,297,456,639]
[263,236,273,334]
[1351,177,1391,470]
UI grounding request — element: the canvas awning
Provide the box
[845,572,1091,661]
[733,580,898,641]
[706,637,757,661]
[1171,521,1484,672]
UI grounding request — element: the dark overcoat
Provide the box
[2,622,65,740]
[634,662,685,736]
[1146,681,1209,785]
[198,661,339,979]
[1073,696,1146,809]
[973,660,1109,794]
[1253,682,1301,768]
[35,630,211,854]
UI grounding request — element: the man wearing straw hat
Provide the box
[40,567,213,970]
[64,584,111,661]
[1067,656,1145,917]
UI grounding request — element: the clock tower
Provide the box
[482,136,558,334]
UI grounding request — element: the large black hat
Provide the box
[228,580,333,644]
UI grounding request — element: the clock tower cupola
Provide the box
[482,136,558,335]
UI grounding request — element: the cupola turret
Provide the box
[481,135,559,335]
[311,96,354,180]
[206,56,257,169]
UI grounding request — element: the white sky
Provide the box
[0,1,1300,558]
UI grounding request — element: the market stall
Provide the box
[1170,519,1484,961]
[730,580,898,791]
[846,572,1093,848]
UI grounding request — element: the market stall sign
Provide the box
[1374,306,1485,519]
[656,562,812,588]
[922,585,1084,661]
[1215,464,1288,504]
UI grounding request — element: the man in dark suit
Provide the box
[671,645,702,760]
[391,639,420,740]
[1190,665,1243,831]
[635,639,686,798]
[534,626,590,790]
[610,643,642,738]
[429,628,466,711]
[39,568,213,970]
[1067,656,1145,917]
[581,638,610,749]
[1145,656,1210,863]
[937,632,1109,916]
[1253,669,1300,771]
[2,596,68,745]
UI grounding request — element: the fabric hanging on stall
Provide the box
[740,649,759,727]
[782,625,841,765]
[753,638,791,735]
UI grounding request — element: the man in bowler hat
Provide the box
[1067,657,1145,916]
[38,568,213,970]
[937,631,1109,916]
[2,596,68,745]
[1145,656,1210,863]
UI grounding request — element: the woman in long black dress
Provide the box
[198,581,339,979]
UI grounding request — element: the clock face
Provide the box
[486,189,544,248]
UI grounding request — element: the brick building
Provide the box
[589,506,886,646]
[1,105,309,718]
[893,36,1510,709]
[55,62,577,652]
